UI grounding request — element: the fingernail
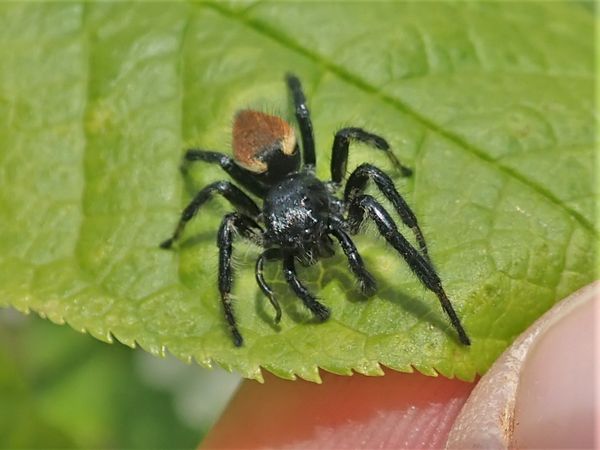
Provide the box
[512,283,596,448]
[446,281,599,449]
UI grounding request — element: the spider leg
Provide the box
[255,248,283,323]
[160,180,260,249]
[347,194,471,346]
[182,149,268,197]
[218,213,264,347]
[330,127,412,185]
[345,163,429,260]
[282,254,330,321]
[328,224,376,296]
[286,73,316,168]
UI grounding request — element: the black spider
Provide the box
[160,74,470,348]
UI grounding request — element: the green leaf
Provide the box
[0,2,596,382]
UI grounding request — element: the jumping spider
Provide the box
[160,74,470,347]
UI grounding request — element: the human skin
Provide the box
[201,282,598,449]
[202,370,475,449]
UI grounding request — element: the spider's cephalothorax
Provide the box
[263,172,335,266]
[160,74,471,348]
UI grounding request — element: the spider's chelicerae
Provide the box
[160,74,470,347]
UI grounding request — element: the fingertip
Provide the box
[512,285,597,448]
[201,370,475,449]
[447,281,598,449]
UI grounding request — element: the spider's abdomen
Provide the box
[263,172,333,261]
[232,110,300,183]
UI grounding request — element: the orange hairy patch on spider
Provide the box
[232,110,297,173]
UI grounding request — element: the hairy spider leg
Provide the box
[345,163,429,260]
[347,195,471,346]
[330,127,413,185]
[286,73,316,168]
[255,248,284,323]
[159,180,261,249]
[218,213,265,347]
[328,225,377,296]
[282,254,330,321]
[182,149,268,197]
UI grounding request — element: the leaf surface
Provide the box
[0,2,596,382]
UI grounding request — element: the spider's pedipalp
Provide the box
[283,254,330,321]
[255,248,283,323]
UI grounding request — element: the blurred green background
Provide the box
[0,310,240,448]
